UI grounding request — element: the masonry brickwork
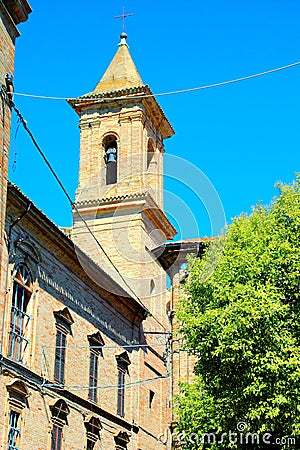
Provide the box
[0,10,203,449]
[0,0,31,343]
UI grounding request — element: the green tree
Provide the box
[176,177,300,449]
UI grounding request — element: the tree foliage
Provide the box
[176,177,300,449]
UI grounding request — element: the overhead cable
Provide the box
[42,342,169,350]
[11,60,300,102]
[44,374,169,391]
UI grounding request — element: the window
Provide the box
[147,139,155,170]
[88,351,98,403]
[51,424,62,450]
[116,352,131,418]
[8,410,21,450]
[150,279,155,295]
[114,430,130,450]
[50,400,69,450]
[6,379,29,450]
[8,264,32,362]
[54,329,66,384]
[86,439,95,450]
[149,390,155,409]
[84,416,101,450]
[87,331,104,403]
[103,135,118,185]
[117,368,125,417]
[53,308,74,385]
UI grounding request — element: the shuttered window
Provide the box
[54,330,66,384]
[51,423,62,450]
[88,351,98,402]
[117,368,125,417]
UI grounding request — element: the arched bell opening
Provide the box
[103,134,118,185]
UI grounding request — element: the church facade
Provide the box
[0,4,200,449]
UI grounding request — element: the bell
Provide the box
[106,153,117,163]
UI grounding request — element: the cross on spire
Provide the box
[114,6,134,33]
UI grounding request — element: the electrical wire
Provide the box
[42,342,169,350]
[44,374,169,391]
[11,60,300,102]
[10,102,167,330]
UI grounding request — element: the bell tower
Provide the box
[68,33,176,308]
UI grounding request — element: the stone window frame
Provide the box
[115,352,131,418]
[114,430,130,450]
[49,399,70,450]
[102,132,119,185]
[84,415,102,450]
[6,379,29,450]
[87,331,104,403]
[146,138,155,170]
[53,308,74,385]
[8,262,34,363]
[6,238,40,365]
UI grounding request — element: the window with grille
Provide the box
[7,410,21,450]
[8,264,32,362]
[88,351,98,403]
[51,423,62,450]
[54,329,66,384]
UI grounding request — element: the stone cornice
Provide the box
[67,85,174,140]
[1,0,32,38]
[74,191,177,240]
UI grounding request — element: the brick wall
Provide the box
[0,185,170,449]
[0,0,31,357]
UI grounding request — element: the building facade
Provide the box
[0,0,32,348]
[0,5,202,448]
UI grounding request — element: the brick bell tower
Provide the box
[68,32,176,311]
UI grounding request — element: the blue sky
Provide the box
[10,0,300,240]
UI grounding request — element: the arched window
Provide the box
[8,263,33,362]
[147,139,155,170]
[103,135,118,185]
[150,279,155,295]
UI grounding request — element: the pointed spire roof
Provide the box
[93,32,144,93]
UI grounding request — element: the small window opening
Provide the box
[149,390,155,409]
[147,139,155,170]
[150,279,155,295]
[103,136,117,185]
